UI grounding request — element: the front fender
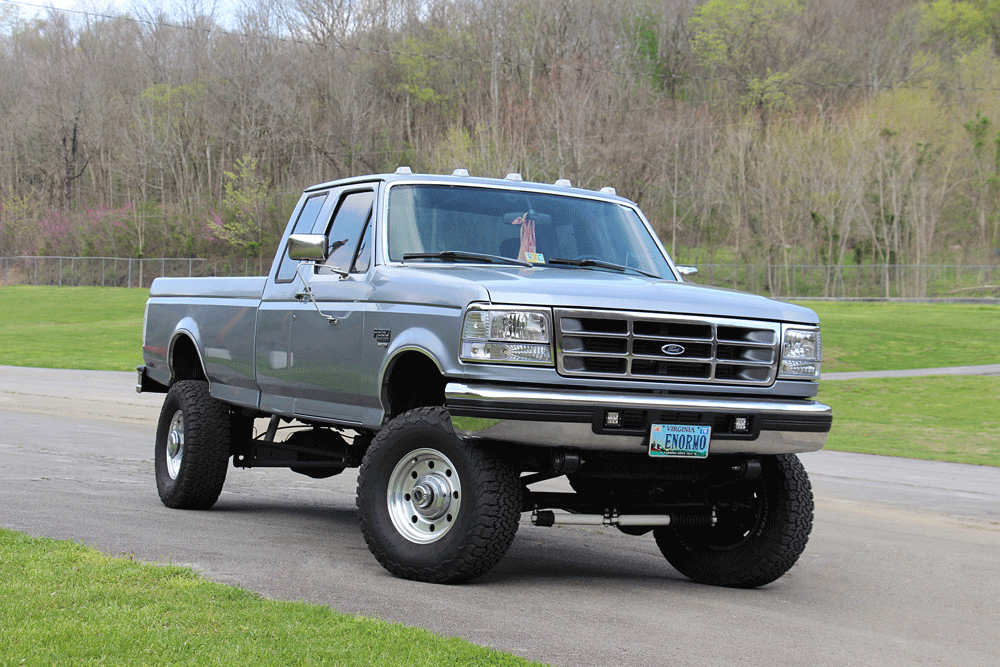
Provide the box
[377,326,450,387]
[375,325,455,421]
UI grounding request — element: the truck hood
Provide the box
[377,264,818,324]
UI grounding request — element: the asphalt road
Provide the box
[2,366,999,667]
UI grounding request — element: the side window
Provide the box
[320,190,375,275]
[275,193,328,283]
[353,220,372,273]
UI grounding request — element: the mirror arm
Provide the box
[294,262,346,325]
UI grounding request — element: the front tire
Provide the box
[154,380,233,510]
[357,407,521,584]
[653,454,814,588]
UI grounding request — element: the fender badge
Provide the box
[373,329,391,347]
[662,344,685,356]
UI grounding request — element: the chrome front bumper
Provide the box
[445,382,831,455]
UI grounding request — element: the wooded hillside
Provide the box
[1,0,998,295]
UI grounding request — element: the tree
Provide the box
[221,155,270,261]
[689,0,805,111]
[922,0,1000,56]
[962,112,1000,261]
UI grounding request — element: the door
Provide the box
[257,190,332,416]
[287,188,377,423]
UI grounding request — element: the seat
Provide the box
[498,236,520,259]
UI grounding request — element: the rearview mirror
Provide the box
[502,212,553,226]
[287,234,328,261]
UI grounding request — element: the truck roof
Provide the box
[303,168,634,204]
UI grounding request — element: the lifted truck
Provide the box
[138,168,831,587]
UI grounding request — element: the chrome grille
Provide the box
[556,309,780,386]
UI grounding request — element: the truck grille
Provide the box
[555,309,780,386]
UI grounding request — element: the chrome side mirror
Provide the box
[675,265,698,278]
[287,234,328,261]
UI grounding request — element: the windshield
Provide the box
[387,184,676,279]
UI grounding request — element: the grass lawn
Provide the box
[0,286,996,664]
[799,301,1000,372]
[1,287,997,374]
[819,375,1000,467]
[0,285,997,468]
[0,285,148,371]
[0,529,539,667]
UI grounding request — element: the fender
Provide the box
[376,325,452,421]
[378,326,450,384]
[168,317,210,386]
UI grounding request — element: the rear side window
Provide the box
[275,193,328,283]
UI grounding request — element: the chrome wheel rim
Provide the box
[165,410,185,480]
[387,448,461,544]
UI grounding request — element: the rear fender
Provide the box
[168,318,209,385]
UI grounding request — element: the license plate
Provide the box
[649,424,711,458]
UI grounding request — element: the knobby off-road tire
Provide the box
[357,407,521,584]
[154,380,233,510]
[653,454,814,588]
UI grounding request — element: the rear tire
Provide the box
[653,454,813,588]
[154,380,233,510]
[357,407,521,583]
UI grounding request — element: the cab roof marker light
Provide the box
[554,178,572,187]
[505,172,524,182]
[395,166,412,174]
[600,186,617,195]
[452,168,470,177]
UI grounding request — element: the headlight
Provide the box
[779,327,822,379]
[461,306,553,365]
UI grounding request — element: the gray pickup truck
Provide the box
[138,168,831,587]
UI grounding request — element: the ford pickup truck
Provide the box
[138,168,831,587]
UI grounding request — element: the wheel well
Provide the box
[170,335,208,384]
[381,351,445,421]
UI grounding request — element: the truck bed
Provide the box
[143,276,268,407]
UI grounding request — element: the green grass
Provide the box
[0,286,545,665]
[797,301,1000,372]
[799,302,1000,466]
[1,286,997,467]
[0,529,541,667]
[1,287,997,374]
[0,286,997,663]
[0,286,148,371]
[819,376,1000,466]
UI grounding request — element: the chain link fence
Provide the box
[2,256,998,299]
[689,264,999,299]
[0,256,273,289]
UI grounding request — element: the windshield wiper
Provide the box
[403,250,532,267]
[548,257,660,279]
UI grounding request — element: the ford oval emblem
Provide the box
[662,344,686,356]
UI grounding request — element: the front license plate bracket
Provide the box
[649,424,711,458]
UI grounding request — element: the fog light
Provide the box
[734,416,749,432]
[605,411,621,428]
